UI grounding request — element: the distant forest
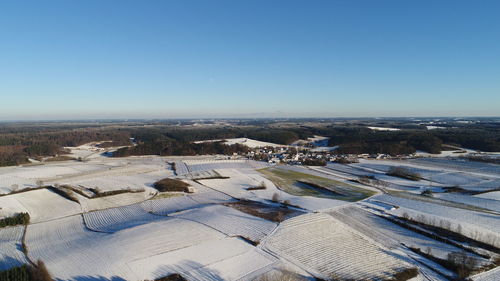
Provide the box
[0,120,499,166]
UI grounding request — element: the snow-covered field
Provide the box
[475,191,500,200]
[366,194,500,247]
[472,267,500,281]
[4,189,81,223]
[331,205,481,261]
[0,226,29,271]
[262,213,410,280]
[198,168,350,211]
[1,150,499,280]
[172,205,277,243]
[433,193,500,213]
[184,159,269,173]
[194,138,285,148]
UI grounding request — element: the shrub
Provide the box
[271,192,280,203]
[31,260,53,281]
[420,189,433,197]
[153,274,187,281]
[257,270,305,281]
[389,268,418,281]
[0,212,30,228]
[0,260,53,281]
[387,167,421,181]
[302,158,327,166]
[153,178,191,192]
[87,187,144,198]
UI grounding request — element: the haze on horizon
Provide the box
[1,0,499,120]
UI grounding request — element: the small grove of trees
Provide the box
[410,248,477,279]
[0,212,30,228]
[447,251,478,279]
[113,140,250,158]
[153,178,191,192]
[0,260,52,281]
[147,274,187,281]
[389,268,418,281]
[302,158,327,166]
[357,175,388,188]
[387,167,421,181]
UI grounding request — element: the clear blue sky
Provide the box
[0,0,499,120]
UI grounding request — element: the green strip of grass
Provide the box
[258,167,374,201]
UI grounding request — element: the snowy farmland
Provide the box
[1,151,499,280]
[262,213,411,280]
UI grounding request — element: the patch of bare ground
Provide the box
[224,200,304,223]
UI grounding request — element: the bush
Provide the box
[0,212,30,228]
[420,189,433,197]
[389,268,418,281]
[271,192,280,203]
[0,260,53,281]
[88,188,144,198]
[302,158,327,166]
[387,167,421,181]
[153,274,187,281]
[153,178,191,192]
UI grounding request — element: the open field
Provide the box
[262,213,411,280]
[0,149,499,280]
[258,167,375,201]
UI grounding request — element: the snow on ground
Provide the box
[186,248,276,281]
[371,194,500,232]
[143,195,201,216]
[0,174,36,194]
[331,207,458,279]
[475,191,500,200]
[194,138,285,148]
[0,226,29,271]
[472,266,500,281]
[79,190,151,212]
[60,171,167,193]
[433,193,500,213]
[408,158,500,177]
[368,194,500,247]
[184,160,269,173]
[0,195,29,219]
[198,169,349,211]
[188,189,235,204]
[83,203,168,233]
[352,161,487,186]
[367,126,401,131]
[129,237,276,281]
[331,205,478,261]
[172,205,277,243]
[26,215,227,280]
[6,189,81,223]
[25,215,127,280]
[262,212,410,280]
[173,161,190,175]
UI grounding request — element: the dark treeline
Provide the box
[0,121,499,166]
[324,127,443,155]
[113,126,306,157]
[114,139,250,157]
[0,126,131,166]
[325,127,500,155]
[158,127,306,145]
